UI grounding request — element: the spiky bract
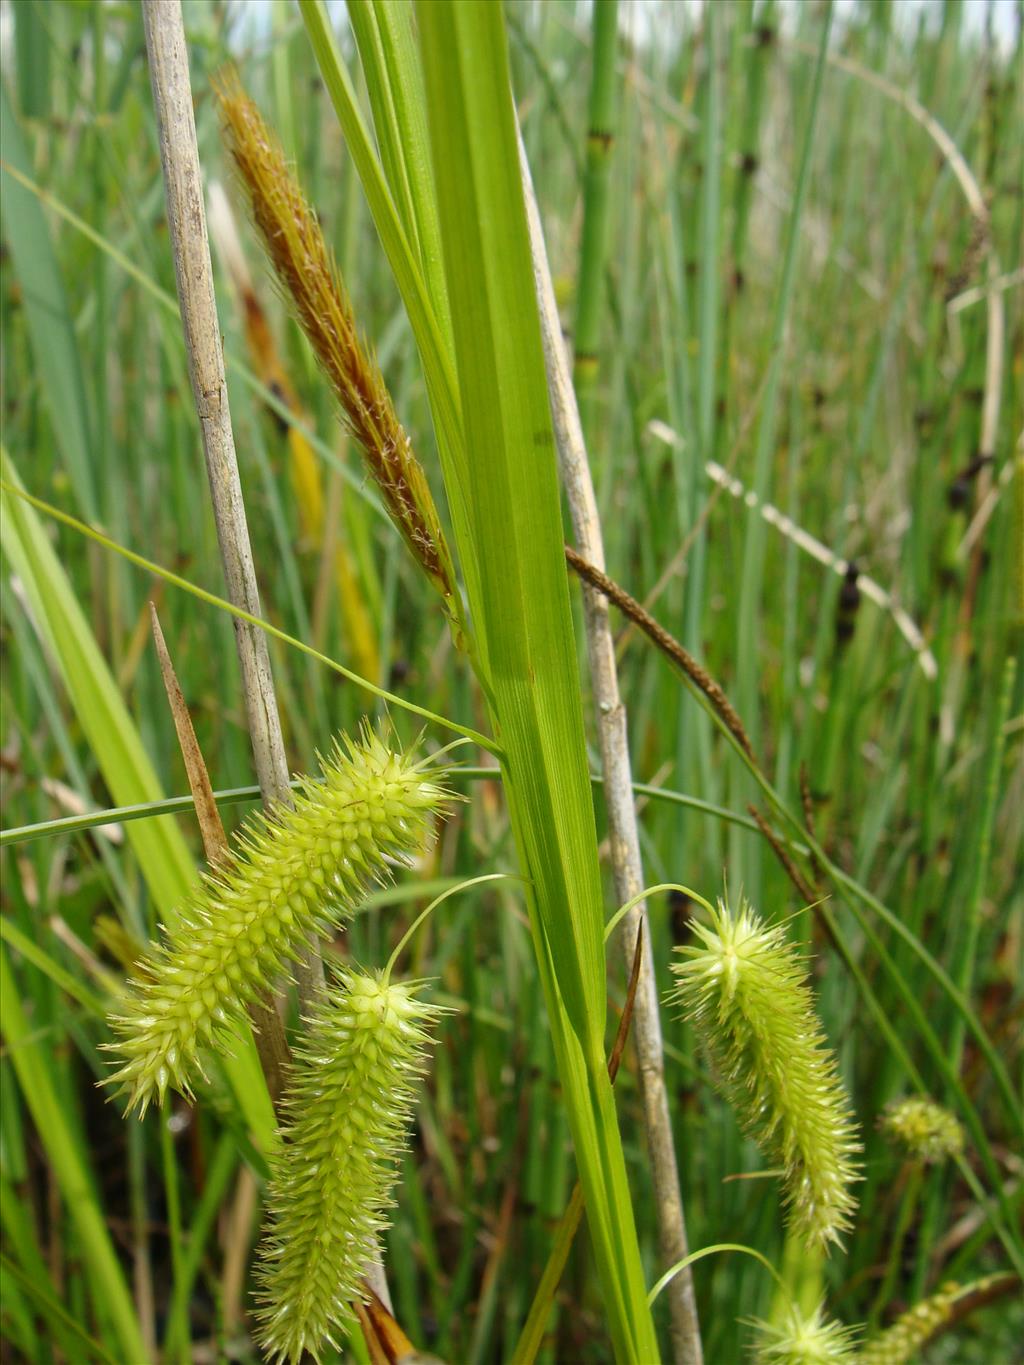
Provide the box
[105,731,447,1115]
[670,898,860,1248]
[858,1282,960,1364]
[256,967,444,1363]
[750,1304,859,1363]
[879,1096,965,1164]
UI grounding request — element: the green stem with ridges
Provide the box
[572,0,619,445]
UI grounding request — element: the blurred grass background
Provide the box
[1,1,1021,1361]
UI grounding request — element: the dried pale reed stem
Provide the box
[141,0,322,1009]
[216,76,459,623]
[519,128,703,1365]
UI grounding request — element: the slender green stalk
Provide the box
[1,771,762,847]
[162,1134,238,1360]
[573,0,619,444]
[731,3,832,884]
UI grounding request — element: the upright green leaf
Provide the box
[0,944,147,1363]
[0,84,96,518]
[415,8,660,1360]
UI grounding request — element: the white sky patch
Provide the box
[224,0,1016,54]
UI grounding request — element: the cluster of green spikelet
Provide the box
[105,727,448,1115]
[670,897,860,1249]
[879,1096,965,1165]
[858,1280,966,1365]
[256,967,445,1363]
[752,1303,859,1363]
[750,1276,1003,1365]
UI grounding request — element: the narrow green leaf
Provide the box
[0,946,146,1363]
[0,82,96,518]
[415,7,660,1360]
[0,917,108,1017]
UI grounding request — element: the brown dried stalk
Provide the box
[564,544,756,764]
[216,74,459,622]
[142,1,322,1015]
[748,804,818,906]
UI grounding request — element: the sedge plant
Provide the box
[2,2,1021,1362]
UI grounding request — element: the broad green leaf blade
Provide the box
[2,449,194,920]
[414,8,660,1360]
[345,1,422,263]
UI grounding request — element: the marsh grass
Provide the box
[1,1,1021,1362]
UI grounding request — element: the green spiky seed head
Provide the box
[879,1096,965,1164]
[256,966,445,1364]
[104,729,448,1115]
[751,1303,859,1363]
[669,897,861,1249]
[858,1281,960,1365]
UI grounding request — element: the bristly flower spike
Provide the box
[858,1280,963,1365]
[256,965,447,1364]
[669,896,861,1249]
[879,1096,965,1164]
[104,729,449,1115]
[750,1303,859,1364]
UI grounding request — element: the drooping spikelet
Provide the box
[858,1281,962,1365]
[215,75,459,622]
[256,966,445,1363]
[105,731,448,1115]
[669,898,860,1249]
[750,1303,859,1364]
[878,1096,965,1164]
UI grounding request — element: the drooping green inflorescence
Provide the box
[751,1303,859,1364]
[858,1281,961,1365]
[105,729,448,1115]
[669,897,860,1249]
[256,966,445,1364]
[878,1095,965,1164]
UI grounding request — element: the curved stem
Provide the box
[383,873,524,984]
[648,1243,790,1309]
[605,883,716,943]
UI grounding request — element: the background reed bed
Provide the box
[1,1,1021,1362]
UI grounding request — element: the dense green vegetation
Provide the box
[1,1,1020,1362]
